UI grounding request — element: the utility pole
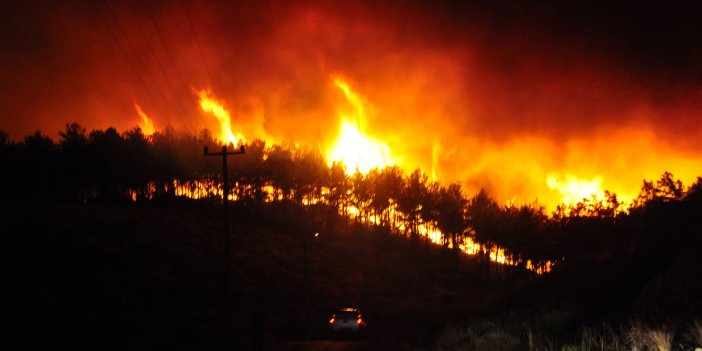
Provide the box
[204,144,245,347]
[303,231,319,340]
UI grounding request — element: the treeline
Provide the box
[2,124,701,274]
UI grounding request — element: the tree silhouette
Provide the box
[656,171,684,201]
[87,127,125,200]
[0,130,11,199]
[419,180,441,225]
[9,123,702,281]
[292,147,327,205]
[328,162,351,217]
[233,139,267,204]
[634,172,685,207]
[0,130,8,147]
[500,203,548,267]
[351,171,372,224]
[122,127,151,201]
[466,189,502,276]
[150,129,179,197]
[22,131,56,202]
[59,123,88,150]
[57,123,89,200]
[265,145,295,203]
[685,177,702,204]
[0,130,13,199]
[436,182,467,252]
[397,169,428,243]
[371,166,404,229]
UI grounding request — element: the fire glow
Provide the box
[188,77,700,212]
[198,90,244,145]
[546,174,605,205]
[134,103,155,136]
[4,1,702,216]
[327,76,395,175]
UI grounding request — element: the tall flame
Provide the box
[546,173,605,205]
[134,102,155,135]
[327,76,394,174]
[197,90,244,145]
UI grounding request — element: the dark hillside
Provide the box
[488,191,702,339]
[7,174,701,350]
[3,200,515,350]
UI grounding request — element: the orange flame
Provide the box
[327,76,395,174]
[134,102,155,135]
[546,173,605,205]
[197,90,244,145]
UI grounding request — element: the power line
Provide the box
[181,0,214,89]
[94,0,168,123]
[143,1,200,130]
[127,0,189,120]
[102,0,180,126]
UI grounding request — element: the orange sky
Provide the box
[2,1,701,210]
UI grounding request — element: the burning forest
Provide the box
[3,0,702,349]
[2,1,702,212]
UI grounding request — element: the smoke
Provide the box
[2,0,701,209]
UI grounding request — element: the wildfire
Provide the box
[546,173,605,205]
[327,76,395,174]
[134,103,155,135]
[197,90,244,145]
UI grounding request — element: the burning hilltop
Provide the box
[2,1,701,211]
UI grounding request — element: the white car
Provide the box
[329,308,366,333]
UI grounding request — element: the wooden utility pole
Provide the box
[303,231,319,340]
[204,144,245,347]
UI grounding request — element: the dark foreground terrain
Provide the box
[5,199,702,350]
[4,200,509,350]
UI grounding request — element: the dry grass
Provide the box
[434,320,521,351]
[646,329,673,351]
[626,322,647,351]
[626,323,673,351]
[433,319,684,351]
[434,325,476,351]
[690,320,702,348]
[576,324,624,351]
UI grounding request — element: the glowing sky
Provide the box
[2,0,701,209]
